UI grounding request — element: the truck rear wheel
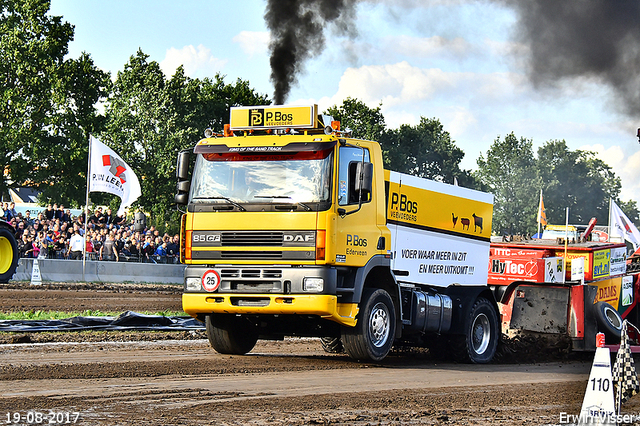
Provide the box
[0,226,18,283]
[205,314,258,355]
[342,288,396,362]
[452,297,499,364]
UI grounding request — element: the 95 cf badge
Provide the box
[202,270,221,292]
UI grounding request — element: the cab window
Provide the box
[338,146,371,206]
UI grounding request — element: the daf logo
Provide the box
[284,234,314,243]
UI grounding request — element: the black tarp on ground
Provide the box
[0,311,204,332]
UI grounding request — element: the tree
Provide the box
[326,98,475,187]
[325,97,386,142]
[475,133,539,235]
[30,53,111,205]
[0,0,73,200]
[536,140,621,225]
[103,51,269,231]
[380,117,476,187]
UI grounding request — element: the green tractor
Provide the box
[0,219,18,283]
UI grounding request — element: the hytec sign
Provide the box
[487,247,563,284]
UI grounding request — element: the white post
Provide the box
[608,197,612,243]
[83,136,92,282]
[563,207,569,284]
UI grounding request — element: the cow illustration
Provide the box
[460,217,470,230]
[472,213,483,232]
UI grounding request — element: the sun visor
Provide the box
[194,140,336,154]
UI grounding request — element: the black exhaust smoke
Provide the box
[265,0,357,105]
[505,0,640,117]
[264,0,640,116]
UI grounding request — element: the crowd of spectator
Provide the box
[2,201,179,264]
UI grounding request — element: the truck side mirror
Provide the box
[177,180,190,193]
[355,162,373,197]
[176,150,190,180]
[175,180,190,206]
[175,193,189,205]
[134,211,147,232]
[176,150,191,206]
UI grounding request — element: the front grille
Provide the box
[221,269,283,279]
[221,232,283,246]
[263,270,283,279]
[221,251,283,259]
[220,269,283,293]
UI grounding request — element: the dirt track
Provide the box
[0,282,182,313]
[1,282,639,425]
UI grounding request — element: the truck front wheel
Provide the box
[452,297,499,364]
[342,288,396,362]
[205,314,258,355]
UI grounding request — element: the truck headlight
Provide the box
[185,277,201,291]
[303,277,324,292]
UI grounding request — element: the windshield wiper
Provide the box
[255,195,313,211]
[191,196,246,211]
[296,202,313,211]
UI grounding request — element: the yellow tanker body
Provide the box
[176,104,498,362]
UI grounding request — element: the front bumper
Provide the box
[183,265,337,294]
[182,265,357,326]
[182,293,358,327]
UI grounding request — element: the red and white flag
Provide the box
[609,199,640,250]
[89,137,141,216]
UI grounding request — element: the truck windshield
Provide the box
[190,149,333,206]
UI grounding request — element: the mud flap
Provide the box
[509,285,569,334]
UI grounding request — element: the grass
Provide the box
[0,309,186,321]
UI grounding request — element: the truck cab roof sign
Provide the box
[229,105,318,130]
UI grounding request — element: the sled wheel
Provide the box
[320,337,344,354]
[593,302,623,340]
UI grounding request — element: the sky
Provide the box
[48,0,640,209]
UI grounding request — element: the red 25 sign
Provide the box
[202,270,221,292]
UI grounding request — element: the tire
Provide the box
[0,226,18,283]
[342,288,396,362]
[205,314,258,355]
[320,337,344,354]
[593,302,623,340]
[452,297,499,364]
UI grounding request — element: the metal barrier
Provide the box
[38,251,179,264]
[12,258,185,285]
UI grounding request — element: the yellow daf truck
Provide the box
[176,104,496,362]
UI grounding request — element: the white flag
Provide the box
[610,199,640,250]
[89,137,142,216]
